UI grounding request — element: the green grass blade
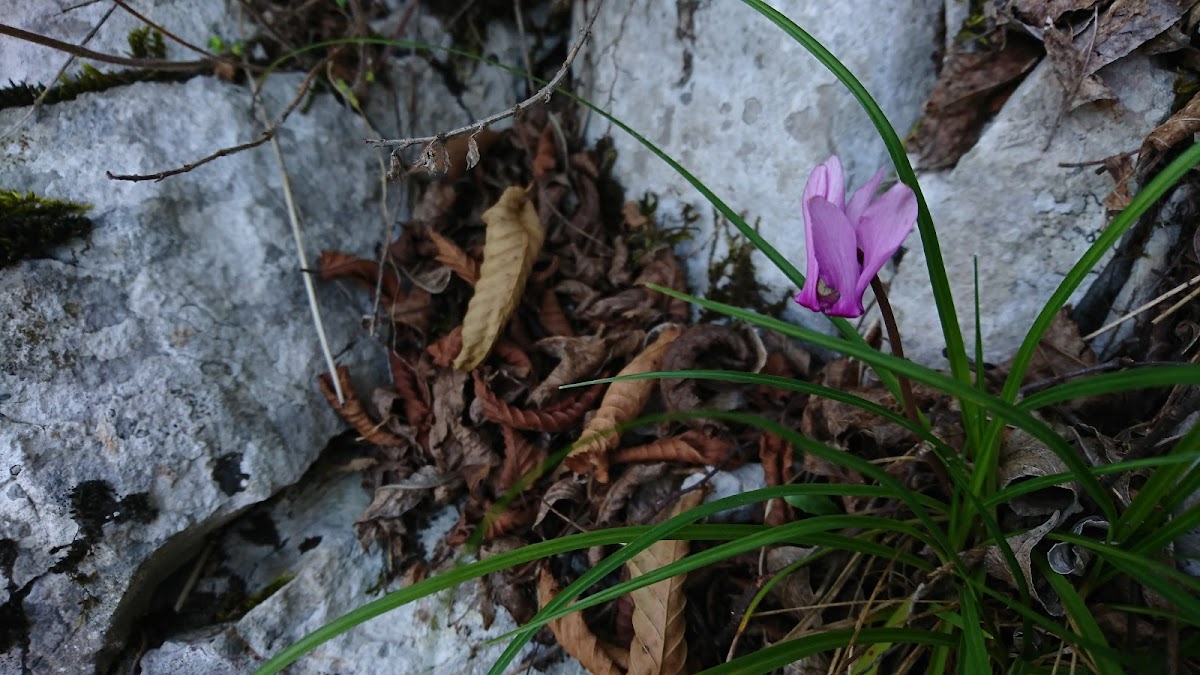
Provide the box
[252,524,758,673]
[1051,533,1200,621]
[1018,365,1200,410]
[1039,558,1122,675]
[984,452,1200,509]
[700,628,957,674]
[957,587,990,675]
[644,283,1117,524]
[1114,422,1200,541]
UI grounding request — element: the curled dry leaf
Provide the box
[660,324,761,415]
[539,288,575,338]
[497,425,548,494]
[427,325,463,368]
[612,430,733,467]
[996,427,1082,519]
[534,474,587,527]
[354,465,448,553]
[625,489,702,675]
[319,366,409,447]
[529,332,644,407]
[983,511,1064,616]
[596,463,671,526]
[454,186,545,371]
[473,371,603,432]
[387,351,433,437]
[1047,515,1108,575]
[565,325,684,483]
[427,229,480,286]
[538,565,625,675]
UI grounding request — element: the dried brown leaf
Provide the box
[625,490,702,675]
[530,332,644,407]
[497,425,548,493]
[983,511,1064,616]
[538,566,624,675]
[596,463,671,526]
[411,129,500,181]
[660,324,759,415]
[566,326,684,482]
[533,125,557,179]
[760,432,796,527]
[997,427,1082,518]
[427,326,463,367]
[318,250,404,301]
[539,287,575,337]
[911,39,1041,170]
[534,474,586,527]
[454,187,545,371]
[427,229,480,286]
[319,366,409,447]
[473,371,603,432]
[612,430,733,467]
[1010,0,1099,25]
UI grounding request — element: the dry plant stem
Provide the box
[369,0,604,154]
[0,22,226,71]
[1083,271,1200,340]
[0,4,115,141]
[107,60,326,182]
[259,107,344,405]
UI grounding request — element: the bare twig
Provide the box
[0,4,116,141]
[106,60,326,182]
[0,22,223,72]
[368,0,605,174]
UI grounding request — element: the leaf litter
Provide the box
[312,44,1200,670]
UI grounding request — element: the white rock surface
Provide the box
[139,473,586,675]
[892,55,1175,365]
[576,0,1175,366]
[0,72,386,672]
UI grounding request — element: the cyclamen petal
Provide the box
[795,155,917,318]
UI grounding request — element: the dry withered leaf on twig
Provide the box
[538,565,625,675]
[454,186,545,371]
[427,229,480,286]
[566,325,683,482]
[625,489,703,675]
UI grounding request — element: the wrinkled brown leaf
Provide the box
[454,187,545,371]
[596,463,672,526]
[320,366,409,447]
[997,427,1083,518]
[534,474,587,527]
[539,287,575,337]
[529,331,643,408]
[760,432,796,527]
[660,324,762,415]
[538,566,624,675]
[612,430,733,467]
[474,371,603,432]
[566,326,684,482]
[983,511,1065,615]
[625,490,702,675]
[427,229,480,286]
[497,425,548,493]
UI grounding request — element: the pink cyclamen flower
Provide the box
[795,155,918,318]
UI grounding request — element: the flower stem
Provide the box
[870,276,952,491]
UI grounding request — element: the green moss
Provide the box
[127,28,166,59]
[0,191,93,268]
[702,211,790,321]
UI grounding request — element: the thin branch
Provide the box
[0,4,116,142]
[367,0,604,170]
[0,22,223,71]
[107,60,326,182]
[1082,271,1200,340]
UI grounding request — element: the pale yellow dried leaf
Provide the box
[537,566,624,675]
[564,325,683,482]
[625,489,701,675]
[452,186,544,371]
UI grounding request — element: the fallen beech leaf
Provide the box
[497,425,548,493]
[566,326,684,483]
[473,372,603,432]
[427,229,480,286]
[625,490,702,675]
[538,566,624,675]
[454,187,545,371]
